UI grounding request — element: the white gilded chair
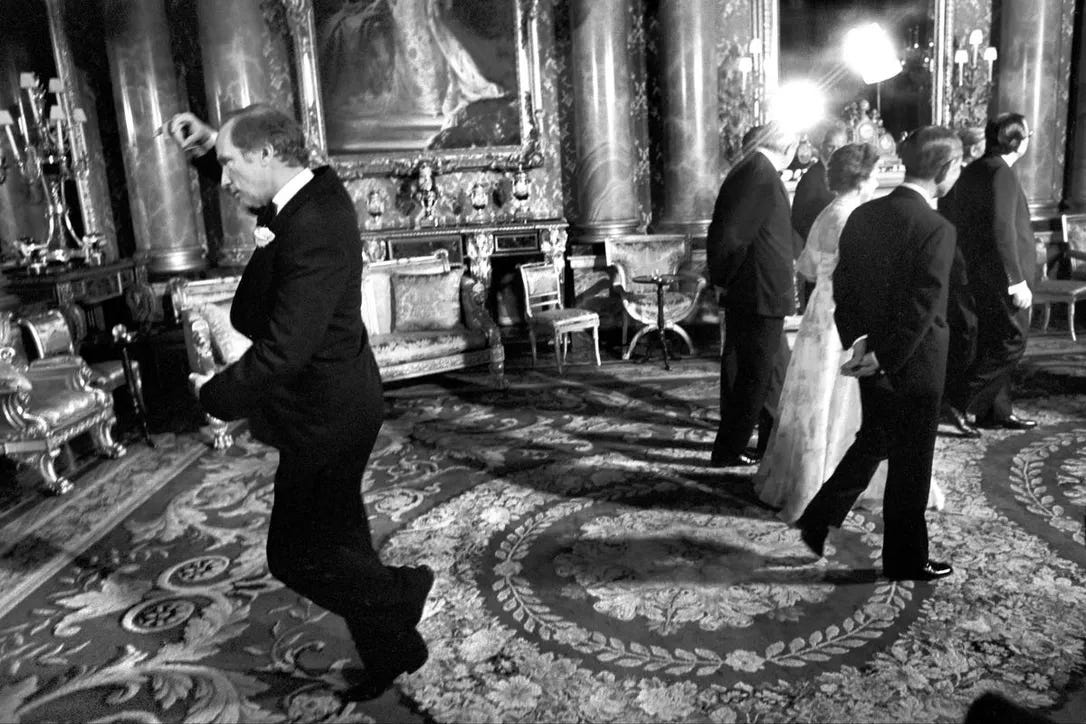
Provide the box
[518,261,601,373]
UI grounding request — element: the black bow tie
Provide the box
[254,203,277,227]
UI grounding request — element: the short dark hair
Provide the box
[898,126,962,181]
[223,103,310,166]
[985,112,1029,155]
[826,143,880,194]
[820,122,849,157]
[957,126,985,149]
[743,121,796,155]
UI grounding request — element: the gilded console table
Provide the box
[5,260,150,342]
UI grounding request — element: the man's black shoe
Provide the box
[798,524,828,558]
[942,404,981,438]
[711,451,760,467]
[343,631,428,702]
[976,414,1037,431]
[884,559,953,581]
[407,565,435,626]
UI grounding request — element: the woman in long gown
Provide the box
[755,143,945,521]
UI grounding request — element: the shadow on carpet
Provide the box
[0,363,1083,723]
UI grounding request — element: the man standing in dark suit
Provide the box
[708,122,799,467]
[796,126,962,581]
[792,124,849,243]
[168,105,433,701]
[941,113,1037,431]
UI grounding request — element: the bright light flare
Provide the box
[768,80,826,134]
[843,23,902,84]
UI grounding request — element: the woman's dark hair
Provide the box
[223,103,310,166]
[826,143,880,194]
[985,112,1029,155]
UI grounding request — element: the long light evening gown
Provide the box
[754,196,946,522]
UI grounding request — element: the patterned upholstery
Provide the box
[169,254,507,448]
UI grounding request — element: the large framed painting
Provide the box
[284,0,544,178]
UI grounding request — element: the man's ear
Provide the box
[934,161,951,185]
[260,144,274,164]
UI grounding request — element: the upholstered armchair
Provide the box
[603,234,707,360]
[168,276,249,450]
[0,313,125,494]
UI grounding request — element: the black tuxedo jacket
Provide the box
[706,151,797,316]
[199,166,381,457]
[791,160,834,241]
[944,154,1034,293]
[833,186,956,388]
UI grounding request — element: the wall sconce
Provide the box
[953,29,997,87]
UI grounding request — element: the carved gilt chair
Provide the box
[517,261,601,373]
[0,312,125,494]
[18,309,151,443]
[602,234,706,359]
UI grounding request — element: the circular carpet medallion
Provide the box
[980,422,1086,567]
[381,461,931,722]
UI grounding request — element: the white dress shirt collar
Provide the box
[271,167,314,214]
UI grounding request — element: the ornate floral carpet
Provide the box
[0,359,1084,723]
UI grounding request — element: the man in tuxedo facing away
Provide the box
[940,113,1037,432]
[167,104,433,701]
[796,126,962,581]
[708,122,799,467]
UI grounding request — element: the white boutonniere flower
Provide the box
[253,226,276,248]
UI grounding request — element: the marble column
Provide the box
[1067,1,1086,211]
[653,0,720,238]
[568,0,640,241]
[101,0,206,274]
[197,0,293,267]
[994,0,1072,219]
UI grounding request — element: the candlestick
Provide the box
[983,46,998,79]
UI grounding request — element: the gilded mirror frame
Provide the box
[757,0,954,127]
[283,0,545,180]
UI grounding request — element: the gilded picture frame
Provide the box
[283,0,544,179]
[757,0,953,126]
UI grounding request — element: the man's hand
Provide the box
[1008,280,1032,310]
[189,371,213,396]
[840,337,881,378]
[164,113,217,158]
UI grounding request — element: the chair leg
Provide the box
[91,418,127,460]
[592,325,602,366]
[553,331,564,374]
[1070,301,1077,342]
[528,328,538,368]
[622,316,629,355]
[205,414,234,450]
[719,315,726,356]
[1042,303,1051,332]
[625,325,654,360]
[666,323,696,355]
[33,449,72,496]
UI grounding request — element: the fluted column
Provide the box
[654,0,720,238]
[101,0,206,274]
[994,0,1071,219]
[1067,3,1086,211]
[197,0,294,268]
[568,0,640,241]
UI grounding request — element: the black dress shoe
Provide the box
[343,630,429,702]
[976,414,1037,430]
[798,524,828,558]
[941,404,981,438]
[407,565,435,626]
[711,451,760,467]
[884,559,953,581]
